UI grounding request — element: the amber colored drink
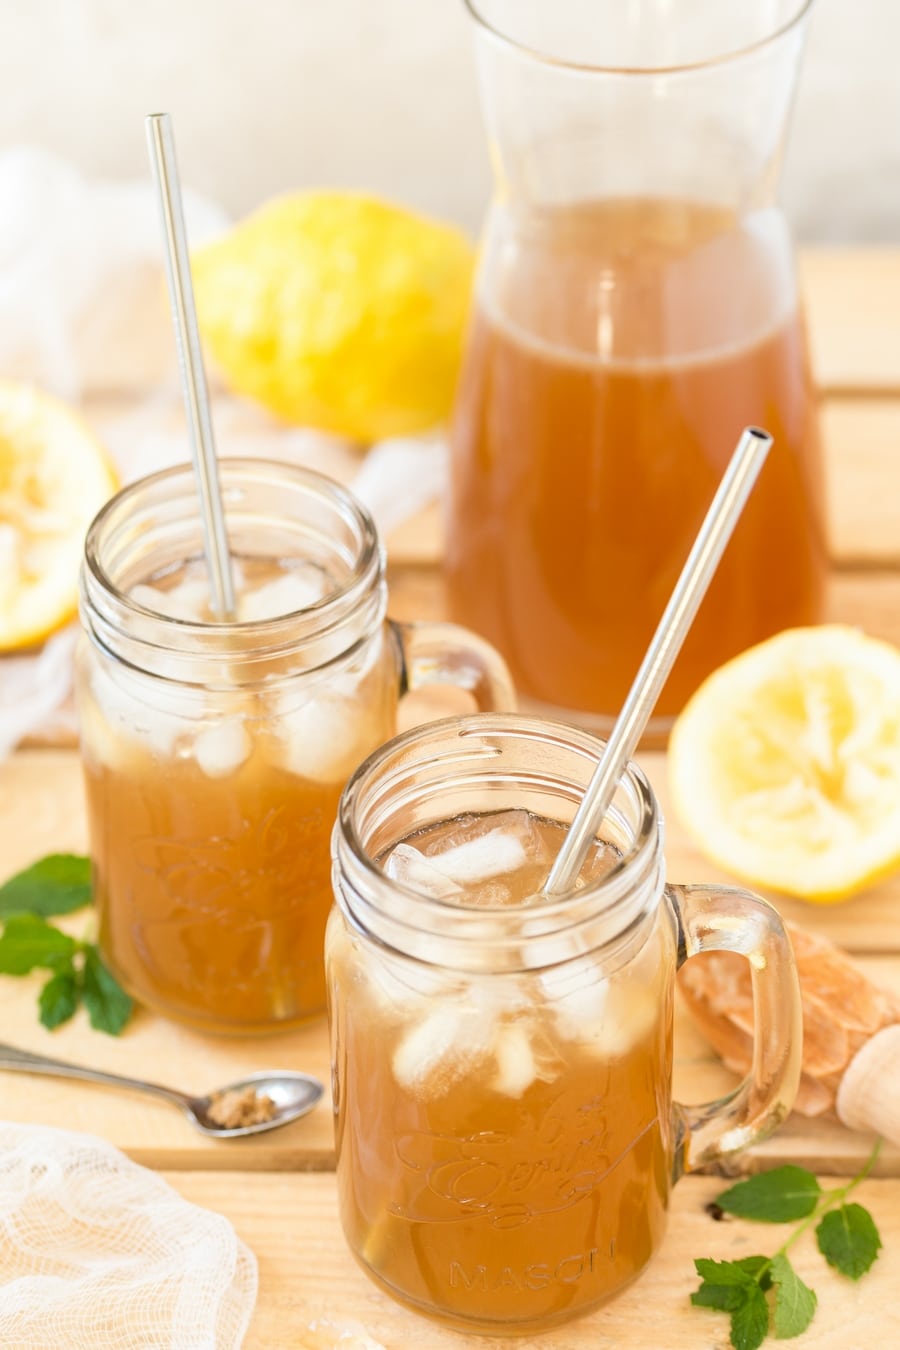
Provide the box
[448,198,825,722]
[84,751,345,1031]
[79,557,396,1033]
[328,811,674,1332]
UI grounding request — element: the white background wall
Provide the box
[1,0,897,241]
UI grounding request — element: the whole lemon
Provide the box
[192,191,476,442]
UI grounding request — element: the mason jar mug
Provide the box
[76,460,514,1034]
[328,714,802,1333]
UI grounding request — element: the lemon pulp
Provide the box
[0,380,117,651]
[669,626,900,902]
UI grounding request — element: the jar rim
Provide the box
[463,0,813,78]
[80,458,386,684]
[334,713,664,973]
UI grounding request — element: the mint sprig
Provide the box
[0,856,133,1036]
[692,1142,883,1348]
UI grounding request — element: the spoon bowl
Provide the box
[188,1070,324,1138]
[0,1043,324,1140]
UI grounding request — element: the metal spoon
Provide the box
[0,1042,323,1139]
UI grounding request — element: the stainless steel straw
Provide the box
[543,425,773,898]
[146,112,236,619]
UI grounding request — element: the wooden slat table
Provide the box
[3,249,900,1347]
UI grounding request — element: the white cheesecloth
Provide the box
[0,1122,257,1349]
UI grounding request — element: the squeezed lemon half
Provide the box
[193,191,476,442]
[0,380,117,651]
[669,626,900,903]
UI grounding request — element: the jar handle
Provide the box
[667,883,802,1179]
[389,619,516,713]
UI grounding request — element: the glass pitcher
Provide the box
[328,714,801,1333]
[447,1,825,734]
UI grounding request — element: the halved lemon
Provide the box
[669,626,900,903]
[0,380,117,651]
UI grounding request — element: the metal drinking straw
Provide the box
[543,425,773,898]
[146,112,237,620]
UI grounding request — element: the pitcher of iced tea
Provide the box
[448,0,825,733]
[76,460,513,1034]
[328,714,801,1334]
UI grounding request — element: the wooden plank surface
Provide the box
[3,248,900,1343]
[386,563,900,662]
[165,1170,900,1349]
[800,249,900,395]
[822,399,900,567]
[2,749,898,1176]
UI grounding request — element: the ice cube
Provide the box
[88,662,191,761]
[364,947,459,1016]
[421,809,555,887]
[385,844,463,900]
[392,1005,494,1099]
[546,970,658,1060]
[544,975,610,1042]
[275,690,375,783]
[78,685,134,774]
[329,628,385,699]
[492,1023,537,1097]
[238,566,328,623]
[130,580,210,622]
[193,720,251,778]
[423,828,526,886]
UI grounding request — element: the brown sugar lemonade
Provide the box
[77,461,514,1034]
[328,715,803,1334]
[448,197,825,721]
[329,812,673,1330]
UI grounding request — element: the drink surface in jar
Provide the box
[329,809,675,1332]
[447,197,826,722]
[80,554,396,1032]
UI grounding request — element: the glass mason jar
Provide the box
[328,714,801,1334]
[76,460,514,1035]
[447,0,826,734]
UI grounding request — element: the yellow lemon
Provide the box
[669,626,900,903]
[0,380,117,651]
[193,191,476,442]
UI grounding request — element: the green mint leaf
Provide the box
[770,1253,817,1338]
[816,1203,882,1280]
[38,970,80,1030]
[0,914,78,975]
[730,1285,770,1350]
[717,1166,822,1223]
[0,854,92,918]
[692,1281,749,1312]
[692,1256,773,1314]
[695,1257,763,1288]
[81,946,132,1036]
[734,1256,773,1289]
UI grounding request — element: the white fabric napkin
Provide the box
[0,146,228,402]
